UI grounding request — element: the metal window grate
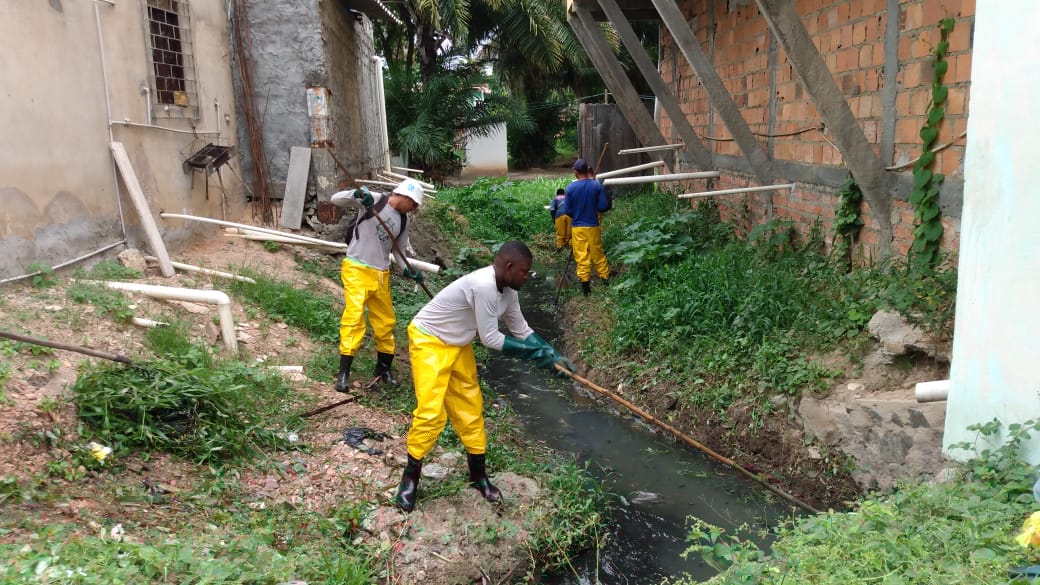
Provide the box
[146,0,199,120]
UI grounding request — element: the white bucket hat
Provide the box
[392,179,425,206]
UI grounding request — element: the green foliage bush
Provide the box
[72,348,301,464]
[672,420,1040,584]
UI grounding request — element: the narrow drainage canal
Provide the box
[482,273,798,583]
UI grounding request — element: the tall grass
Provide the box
[430,177,565,250]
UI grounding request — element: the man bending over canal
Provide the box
[393,241,576,512]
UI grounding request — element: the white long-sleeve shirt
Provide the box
[412,265,534,350]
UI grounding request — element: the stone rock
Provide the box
[167,300,210,314]
[798,391,947,490]
[422,463,450,480]
[362,506,407,536]
[117,249,148,273]
[433,451,461,468]
[867,310,950,361]
[204,322,221,344]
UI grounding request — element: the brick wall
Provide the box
[657,0,973,258]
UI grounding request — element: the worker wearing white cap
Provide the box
[329,178,425,391]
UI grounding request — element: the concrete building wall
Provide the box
[942,1,1040,461]
[658,0,973,258]
[236,0,325,195]
[320,3,385,187]
[461,123,509,178]
[0,0,242,279]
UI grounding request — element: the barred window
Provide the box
[146,0,198,119]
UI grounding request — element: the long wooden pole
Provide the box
[0,329,133,365]
[555,364,821,514]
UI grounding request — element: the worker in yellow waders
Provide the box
[564,158,611,296]
[329,179,426,392]
[549,187,571,250]
[393,241,576,512]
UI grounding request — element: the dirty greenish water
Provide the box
[482,272,798,584]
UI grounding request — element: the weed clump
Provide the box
[72,351,301,464]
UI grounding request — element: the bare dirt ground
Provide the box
[0,227,562,584]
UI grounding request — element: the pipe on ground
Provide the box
[91,280,237,353]
[161,213,347,250]
[144,256,256,284]
[915,379,949,403]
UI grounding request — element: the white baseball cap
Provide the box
[392,179,424,206]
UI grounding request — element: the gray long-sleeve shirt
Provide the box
[412,265,534,350]
[331,191,409,271]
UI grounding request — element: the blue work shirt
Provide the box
[564,178,609,227]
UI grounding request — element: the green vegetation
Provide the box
[80,259,143,281]
[0,502,376,584]
[910,17,956,269]
[230,271,341,344]
[671,419,1040,584]
[430,177,567,257]
[25,261,58,289]
[72,330,301,464]
[588,190,957,420]
[66,281,135,324]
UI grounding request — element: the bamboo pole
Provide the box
[0,329,133,365]
[555,364,821,514]
[679,184,796,199]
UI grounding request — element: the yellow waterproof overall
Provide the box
[405,322,486,460]
[554,214,572,249]
[571,226,610,282]
[338,257,396,356]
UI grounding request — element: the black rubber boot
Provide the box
[373,352,397,385]
[467,453,502,503]
[393,455,423,512]
[581,281,591,297]
[334,355,353,393]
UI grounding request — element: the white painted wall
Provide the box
[943,1,1040,461]
[0,0,242,279]
[461,123,508,178]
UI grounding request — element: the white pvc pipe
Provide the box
[161,213,347,250]
[391,166,424,175]
[389,255,440,274]
[92,280,237,353]
[356,179,399,190]
[381,170,435,190]
[373,56,392,172]
[595,160,667,180]
[271,365,304,373]
[618,143,685,154]
[144,256,257,284]
[132,317,168,328]
[602,171,720,186]
[0,240,126,285]
[235,234,345,253]
[915,380,949,403]
[679,183,797,199]
[378,173,438,196]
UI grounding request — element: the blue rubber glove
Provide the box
[355,186,375,210]
[402,266,425,284]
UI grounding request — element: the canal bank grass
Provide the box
[582,191,957,424]
[670,420,1040,585]
[1,495,376,584]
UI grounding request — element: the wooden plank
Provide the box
[109,142,176,277]
[568,5,673,170]
[280,146,312,229]
[754,0,892,250]
[596,0,713,171]
[651,0,774,194]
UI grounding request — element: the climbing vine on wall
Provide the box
[909,17,955,269]
[831,175,863,270]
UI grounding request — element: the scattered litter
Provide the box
[340,427,390,455]
[87,441,112,463]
